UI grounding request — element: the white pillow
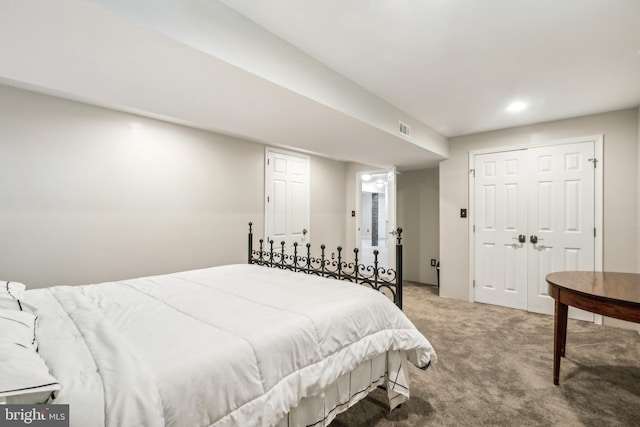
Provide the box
[0,309,38,350]
[0,281,37,313]
[2,281,25,299]
[0,344,60,404]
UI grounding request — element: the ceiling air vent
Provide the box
[398,121,411,138]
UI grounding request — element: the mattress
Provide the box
[25,264,436,426]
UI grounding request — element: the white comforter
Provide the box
[26,264,436,427]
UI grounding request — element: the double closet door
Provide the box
[473,140,597,320]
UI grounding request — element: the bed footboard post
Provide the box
[395,227,403,309]
[320,244,326,277]
[305,243,312,274]
[293,242,299,272]
[373,250,380,290]
[353,248,360,282]
[269,240,275,267]
[248,222,253,264]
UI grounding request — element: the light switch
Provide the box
[460,208,467,218]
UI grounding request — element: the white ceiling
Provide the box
[222,0,640,137]
[1,0,639,170]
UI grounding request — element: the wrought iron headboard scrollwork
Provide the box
[247,222,404,309]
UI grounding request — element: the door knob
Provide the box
[302,229,308,235]
[529,235,543,244]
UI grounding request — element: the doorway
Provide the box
[470,136,603,320]
[357,169,397,270]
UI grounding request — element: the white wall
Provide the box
[397,168,440,285]
[440,108,639,303]
[87,0,449,159]
[310,156,347,250]
[0,84,347,288]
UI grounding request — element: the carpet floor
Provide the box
[332,282,640,426]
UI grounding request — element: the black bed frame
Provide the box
[247,222,404,309]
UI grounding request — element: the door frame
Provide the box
[468,135,603,318]
[355,168,397,269]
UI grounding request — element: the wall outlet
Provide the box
[430,259,437,267]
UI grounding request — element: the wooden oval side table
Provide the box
[546,271,640,385]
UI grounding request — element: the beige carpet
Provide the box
[333,282,640,426]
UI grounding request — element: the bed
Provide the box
[1,225,436,427]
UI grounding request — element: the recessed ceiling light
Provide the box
[507,101,527,113]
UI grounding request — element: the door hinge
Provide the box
[594,227,596,237]
[473,224,476,232]
[267,158,270,165]
[267,196,270,203]
[473,279,476,288]
[588,158,597,168]
[469,168,475,177]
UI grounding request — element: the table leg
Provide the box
[553,298,568,385]
[561,313,567,358]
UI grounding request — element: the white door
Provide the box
[474,150,528,310]
[265,149,310,249]
[526,142,595,320]
[473,141,597,320]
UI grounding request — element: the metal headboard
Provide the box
[247,222,403,309]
